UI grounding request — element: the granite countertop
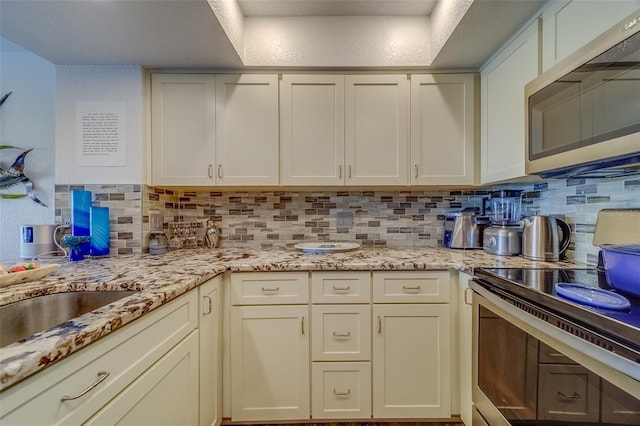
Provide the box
[0,246,577,391]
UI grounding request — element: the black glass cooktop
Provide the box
[473,268,640,351]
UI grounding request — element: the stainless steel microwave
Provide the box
[525,10,640,178]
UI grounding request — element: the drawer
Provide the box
[537,364,600,422]
[538,342,576,365]
[312,305,371,361]
[311,362,371,419]
[372,271,450,303]
[311,271,371,303]
[231,272,309,305]
[1,291,198,425]
[601,380,640,425]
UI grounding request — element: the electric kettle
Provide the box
[521,215,571,261]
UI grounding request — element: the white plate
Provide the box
[294,242,361,253]
[0,264,61,288]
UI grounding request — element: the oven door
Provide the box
[472,281,640,426]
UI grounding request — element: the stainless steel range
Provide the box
[471,267,640,426]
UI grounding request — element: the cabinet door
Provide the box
[410,74,475,185]
[86,331,199,426]
[481,20,539,184]
[541,0,640,72]
[345,75,409,185]
[372,304,451,418]
[151,74,216,186]
[199,276,221,426]
[457,272,474,426]
[215,74,279,186]
[280,74,345,185]
[230,305,310,421]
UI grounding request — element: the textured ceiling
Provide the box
[238,0,438,16]
[0,0,548,70]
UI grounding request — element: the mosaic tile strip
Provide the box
[54,174,639,266]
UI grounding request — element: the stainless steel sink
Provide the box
[0,291,137,347]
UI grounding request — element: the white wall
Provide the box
[55,65,144,185]
[0,37,56,261]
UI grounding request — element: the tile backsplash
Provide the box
[54,175,639,265]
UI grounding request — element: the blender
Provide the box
[483,190,523,255]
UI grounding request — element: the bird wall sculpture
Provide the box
[0,91,48,207]
[0,148,48,206]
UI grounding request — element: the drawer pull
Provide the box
[557,391,581,400]
[332,285,351,293]
[203,295,212,315]
[302,316,305,335]
[261,287,280,293]
[61,371,110,401]
[402,285,421,293]
[333,389,351,397]
[333,331,351,338]
[377,316,382,334]
[464,287,473,305]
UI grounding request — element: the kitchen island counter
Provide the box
[0,246,576,390]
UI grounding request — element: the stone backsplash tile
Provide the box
[54,174,639,265]
[141,188,493,251]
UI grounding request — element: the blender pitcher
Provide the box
[487,190,523,225]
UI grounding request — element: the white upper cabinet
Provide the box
[280,75,345,186]
[151,73,278,186]
[280,74,408,186]
[541,0,640,72]
[215,74,279,186]
[410,74,476,185]
[151,74,216,186]
[480,20,540,184]
[345,75,409,186]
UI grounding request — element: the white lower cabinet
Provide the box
[372,303,451,418]
[199,276,222,426]
[229,272,311,422]
[0,290,199,425]
[230,302,310,421]
[86,331,200,425]
[0,277,226,426]
[228,270,452,423]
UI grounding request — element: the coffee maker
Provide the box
[483,190,523,256]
